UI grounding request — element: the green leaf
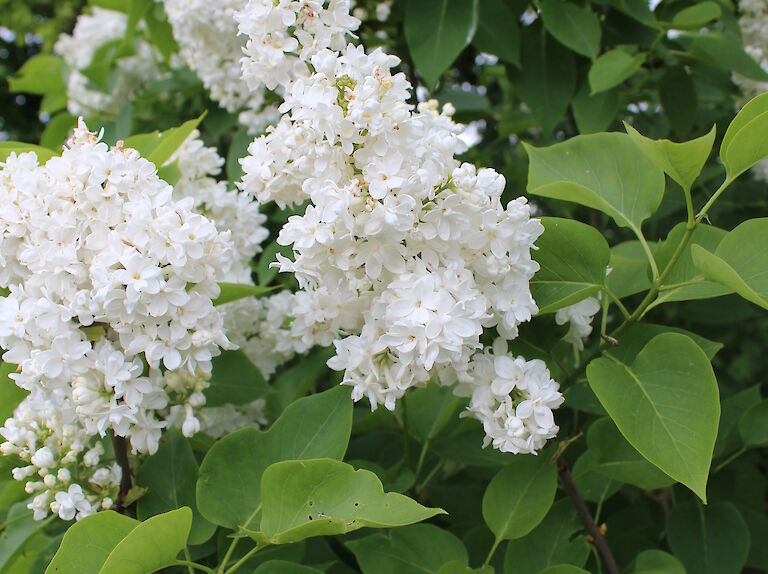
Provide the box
[482,454,557,542]
[197,386,353,529]
[667,2,721,29]
[691,218,768,310]
[572,82,618,134]
[588,49,645,94]
[145,4,178,65]
[714,385,762,458]
[667,502,750,574]
[206,350,270,407]
[539,567,589,574]
[0,363,27,423]
[587,333,720,500]
[345,524,468,574]
[471,0,519,65]
[0,505,37,572]
[97,508,192,574]
[89,0,130,10]
[739,399,768,447]
[125,0,152,40]
[692,33,768,82]
[45,511,138,574]
[741,508,768,570]
[586,417,675,490]
[248,459,444,544]
[719,93,768,180]
[213,283,275,306]
[632,549,686,574]
[607,241,652,298]
[624,123,715,192]
[226,125,252,182]
[252,562,322,574]
[405,384,461,444]
[611,323,722,363]
[0,143,58,164]
[660,66,697,134]
[40,113,77,150]
[570,451,620,503]
[404,0,478,89]
[650,223,730,307]
[8,55,66,95]
[541,0,601,59]
[510,25,576,133]
[135,429,215,545]
[146,113,207,168]
[530,217,610,314]
[525,133,666,230]
[503,500,590,574]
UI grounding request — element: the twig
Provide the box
[557,457,620,574]
[110,431,134,517]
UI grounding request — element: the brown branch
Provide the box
[110,431,135,517]
[557,457,620,574]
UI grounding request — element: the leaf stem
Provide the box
[483,537,502,568]
[174,560,216,574]
[416,459,445,493]
[217,537,241,574]
[223,544,264,574]
[603,288,630,320]
[713,446,748,474]
[635,229,660,281]
[696,178,734,221]
[557,457,620,574]
[414,439,430,483]
[183,548,196,574]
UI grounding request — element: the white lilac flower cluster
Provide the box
[0,121,237,519]
[168,130,269,284]
[737,0,768,181]
[54,8,163,118]
[238,4,563,453]
[555,297,601,351]
[161,0,280,132]
[237,0,361,92]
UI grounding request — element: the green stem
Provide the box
[174,560,215,574]
[224,545,265,574]
[564,218,699,386]
[414,439,430,483]
[713,446,747,474]
[0,510,33,533]
[658,277,706,291]
[416,459,445,493]
[696,178,734,221]
[483,537,502,568]
[603,288,631,320]
[183,548,196,574]
[635,229,660,281]
[217,537,241,574]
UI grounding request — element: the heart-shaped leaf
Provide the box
[531,217,610,314]
[691,218,768,311]
[587,333,720,500]
[197,386,353,529]
[525,133,665,231]
[246,459,444,544]
[482,454,557,543]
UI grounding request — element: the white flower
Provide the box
[240,41,549,454]
[0,120,235,464]
[555,297,601,350]
[53,484,93,521]
[237,0,360,93]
